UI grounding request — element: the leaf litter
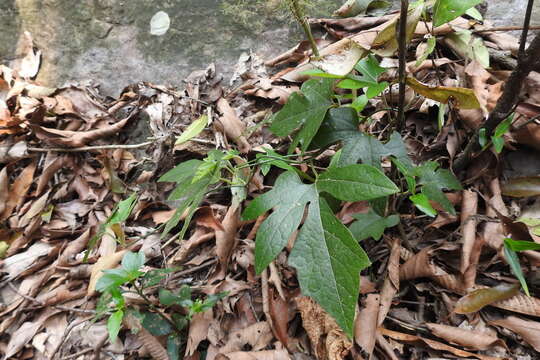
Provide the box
[2,2,540,360]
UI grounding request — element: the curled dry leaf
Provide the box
[186,309,213,357]
[32,116,130,148]
[0,161,36,222]
[296,296,352,360]
[406,77,481,109]
[355,294,380,355]
[425,323,506,351]
[379,327,503,360]
[378,238,400,326]
[4,307,59,359]
[460,189,478,275]
[269,287,290,348]
[0,167,8,214]
[16,32,41,79]
[214,206,240,279]
[218,322,273,354]
[216,98,251,153]
[489,316,540,352]
[454,283,520,314]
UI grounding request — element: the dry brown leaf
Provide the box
[379,327,503,360]
[269,287,290,348]
[426,323,506,351]
[195,206,224,231]
[186,309,213,356]
[4,307,59,359]
[58,228,91,266]
[17,190,50,228]
[0,166,8,214]
[219,322,273,354]
[460,189,478,276]
[489,316,540,352]
[0,161,36,221]
[215,205,240,279]
[87,249,127,296]
[32,116,130,148]
[2,241,54,280]
[172,228,215,263]
[355,294,380,355]
[216,98,251,153]
[378,238,400,326]
[399,246,449,281]
[124,312,168,360]
[296,296,352,360]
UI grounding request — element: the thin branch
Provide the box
[396,0,409,131]
[519,0,536,56]
[28,141,154,152]
[473,25,540,33]
[288,0,320,58]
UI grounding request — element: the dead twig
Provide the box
[473,25,540,33]
[519,0,536,57]
[396,0,409,131]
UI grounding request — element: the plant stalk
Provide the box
[397,0,409,132]
[288,0,320,58]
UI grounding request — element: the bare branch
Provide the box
[397,0,409,131]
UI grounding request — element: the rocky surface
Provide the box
[0,0,537,96]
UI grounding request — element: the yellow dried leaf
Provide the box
[406,77,481,109]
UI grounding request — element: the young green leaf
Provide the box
[349,210,399,241]
[107,309,124,343]
[158,159,203,183]
[243,171,318,274]
[108,193,138,225]
[504,240,530,296]
[410,193,437,217]
[96,269,131,293]
[121,251,145,274]
[415,36,437,66]
[414,161,462,215]
[337,55,389,98]
[175,114,208,145]
[270,78,334,152]
[494,113,514,138]
[317,164,399,201]
[312,107,412,169]
[433,0,483,27]
[504,238,540,252]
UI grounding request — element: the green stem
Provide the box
[289,0,320,58]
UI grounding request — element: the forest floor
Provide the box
[2,4,540,360]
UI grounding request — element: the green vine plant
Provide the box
[90,0,488,341]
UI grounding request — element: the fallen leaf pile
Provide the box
[2,6,540,360]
